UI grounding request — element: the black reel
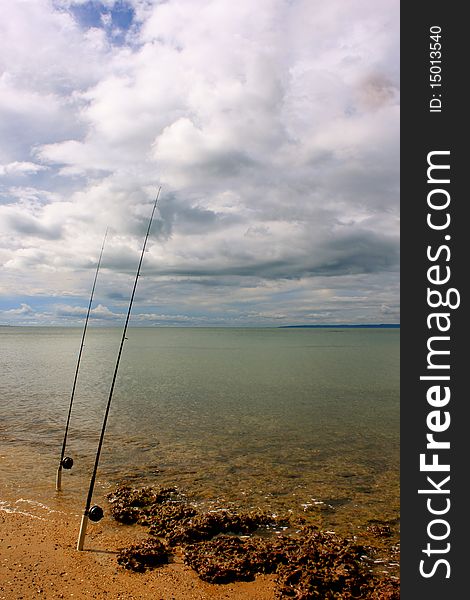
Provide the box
[88,505,104,522]
[61,456,74,470]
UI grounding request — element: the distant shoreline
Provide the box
[279,324,400,329]
[1,323,400,329]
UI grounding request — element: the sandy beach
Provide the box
[0,509,276,600]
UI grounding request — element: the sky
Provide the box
[0,0,399,327]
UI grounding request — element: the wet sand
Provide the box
[0,510,276,599]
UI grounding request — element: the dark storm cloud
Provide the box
[316,231,399,275]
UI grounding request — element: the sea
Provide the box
[0,326,399,539]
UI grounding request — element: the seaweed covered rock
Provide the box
[108,485,399,598]
[275,527,398,599]
[184,535,256,583]
[117,538,169,572]
[166,510,286,546]
[107,485,289,538]
[278,528,363,599]
[182,529,400,599]
[148,503,198,537]
[184,535,298,583]
[106,485,181,524]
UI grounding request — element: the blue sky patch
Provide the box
[69,1,135,39]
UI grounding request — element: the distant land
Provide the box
[279,324,400,329]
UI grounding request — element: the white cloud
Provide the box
[0,0,399,325]
[4,303,34,315]
[0,162,48,177]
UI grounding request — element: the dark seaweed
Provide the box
[106,485,399,599]
[107,485,181,524]
[117,538,169,572]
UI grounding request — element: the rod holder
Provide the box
[56,466,62,492]
[77,514,88,551]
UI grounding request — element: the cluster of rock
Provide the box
[107,485,399,599]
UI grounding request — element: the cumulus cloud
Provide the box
[54,302,120,319]
[4,303,34,315]
[0,0,399,325]
[0,162,48,177]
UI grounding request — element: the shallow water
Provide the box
[0,326,399,538]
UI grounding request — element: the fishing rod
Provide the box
[56,228,108,492]
[77,187,161,551]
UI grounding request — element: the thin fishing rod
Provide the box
[56,228,108,492]
[77,187,161,550]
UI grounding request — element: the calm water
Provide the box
[0,326,399,536]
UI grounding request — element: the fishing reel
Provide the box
[61,456,74,470]
[88,505,104,522]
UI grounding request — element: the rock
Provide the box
[106,485,181,524]
[117,539,169,573]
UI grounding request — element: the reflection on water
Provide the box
[0,326,399,539]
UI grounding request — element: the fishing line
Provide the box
[56,228,108,492]
[77,187,161,551]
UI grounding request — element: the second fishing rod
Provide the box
[56,228,108,492]
[77,187,161,551]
